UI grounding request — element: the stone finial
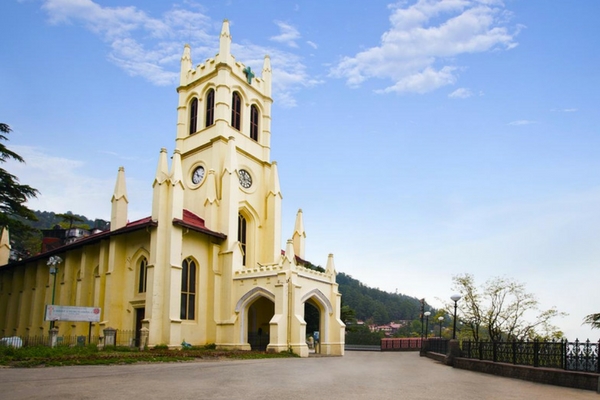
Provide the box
[0,227,10,265]
[155,148,169,185]
[269,161,281,197]
[111,167,128,231]
[326,253,336,276]
[219,19,231,58]
[292,209,305,259]
[170,149,183,186]
[262,55,272,97]
[285,239,295,263]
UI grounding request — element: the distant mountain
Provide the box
[30,210,109,231]
[336,272,428,325]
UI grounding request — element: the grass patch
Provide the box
[0,344,297,367]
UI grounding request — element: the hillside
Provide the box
[337,272,425,325]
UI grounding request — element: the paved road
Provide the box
[0,351,597,399]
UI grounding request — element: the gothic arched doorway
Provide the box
[247,296,274,351]
[305,299,321,353]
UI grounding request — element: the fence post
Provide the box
[493,341,497,362]
[512,340,516,365]
[562,339,567,370]
[533,339,539,367]
[48,327,58,348]
[103,327,117,347]
[597,339,600,374]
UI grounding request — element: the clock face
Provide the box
[238,169,252,188]
[191,166,205,185]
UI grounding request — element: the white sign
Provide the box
[45,305,101,322]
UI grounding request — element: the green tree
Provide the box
[56,212,86,229]
[583,313,600,330]
[340,304,357,324]
[0,123,39,259]
[451,273,566,342]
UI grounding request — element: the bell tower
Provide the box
[173,20,281,267]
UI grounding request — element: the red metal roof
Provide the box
[2,211,226,270]
[172,210,227,239]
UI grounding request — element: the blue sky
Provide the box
[2,0,599,340]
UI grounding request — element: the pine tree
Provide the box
[0,123,40,259]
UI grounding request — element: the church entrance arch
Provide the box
[304,300,321,353]
[301,289,333,354]
[236,287,276,351]
[247,297,274,351]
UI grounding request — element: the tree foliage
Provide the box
[0,123,39,225]
[451,273,566,342]
[0,123,40,259]
[56,212,86,229]
[583,313,600,330]
[336,272,428,325]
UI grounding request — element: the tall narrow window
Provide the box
[138,257,148,293]
[231,92,241,131]
[180,258,196,320]
[250,105,259,141]
[205,89,215,127]
[189,98,198,135]
[238,214,247,266]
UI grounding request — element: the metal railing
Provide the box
[460,339,599,373]
[0,330,138,348]
[427,338,449,354]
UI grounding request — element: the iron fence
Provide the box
[461,339,599,373]
[0,329,138,348]
[427,338,449,355]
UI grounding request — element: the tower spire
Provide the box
[292,209,305,259]
[0,227,10,265]
[262,55,272,98]
[110,167,128,230]
[180,44,192,85]
[219,19,231,59]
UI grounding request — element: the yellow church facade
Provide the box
[0,21,345,357]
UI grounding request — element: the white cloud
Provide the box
[232,43,323,108]
[270,21,301,48]
[38,0,314,106]
[331,0,519,94]
[306,40,318,49]
[449,87,473,98]
[508,120,536,126]
[6,145,151,221]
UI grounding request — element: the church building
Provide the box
[0,20,345,357]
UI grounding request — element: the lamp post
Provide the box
[424,311,431,339]
[438,316,444,338]
[451,294,461,339]
[47,256,62,329]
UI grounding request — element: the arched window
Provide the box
[250,105,259,141]
[205,89,215,127]
[238,213,247,266]
[189,98,198,135]
[138,257,148,293]
[180,258,196,320]
[231,92,241,131]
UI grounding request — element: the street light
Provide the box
[451,294,461,339]
[47,256,62,329]
[438,316,444,338]
[424,311,431,339]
